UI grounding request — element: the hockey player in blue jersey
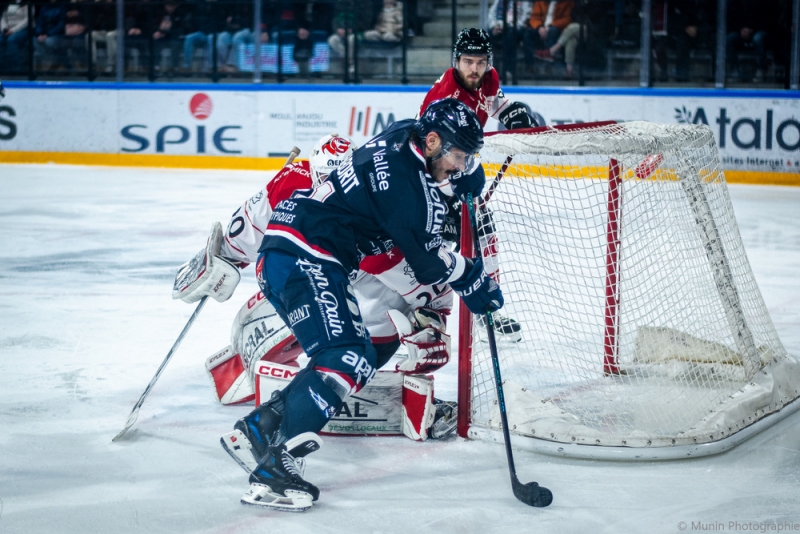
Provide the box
[226,99,503,511]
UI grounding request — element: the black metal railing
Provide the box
[0,0,412,83]
[1,0,798,88]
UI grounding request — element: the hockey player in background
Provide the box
[173,99,503,511]
[420,27,535,341]
[420,27,544,130]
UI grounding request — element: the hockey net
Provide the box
[458,121,800,458]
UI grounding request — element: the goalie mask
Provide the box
[309,133,357,187]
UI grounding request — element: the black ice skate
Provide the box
[240,432,322,512]
[221,390,284,473]
[478,313,522,342]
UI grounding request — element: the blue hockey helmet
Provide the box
[452,28,493,68]
[416,98,484,172]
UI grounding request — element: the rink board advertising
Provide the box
[0,83,798,179]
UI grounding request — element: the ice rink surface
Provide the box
[1,164,799,534]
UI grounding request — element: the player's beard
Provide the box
[429,156,461,184]
[457,69,483,91]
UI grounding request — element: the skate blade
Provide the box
[241,483,313,512]
[220,430,257,474]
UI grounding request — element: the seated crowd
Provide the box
[0,0,791,83]
[486,0,788,84]
[0,0,404,76]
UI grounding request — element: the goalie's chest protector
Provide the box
[261,120,450,279]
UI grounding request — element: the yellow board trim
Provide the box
[724,171,800,186]
[484,163,800,186]
[0,151,290,170]
[2,151,799,186]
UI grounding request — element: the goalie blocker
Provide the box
[205,290,455,441]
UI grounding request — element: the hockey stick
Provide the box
[284,147,301,167]
[112,296,209,441]
[465,193,553,508]
[483,155,514,204]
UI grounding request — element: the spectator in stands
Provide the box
[227,3,274,72]
[773,0,791,87]
[612,0,639,45]
[522,0,573,73]
[270,2,331,72]
[182,0,233,73]
[60,0,88,72]
[533,19,585,79]
[327,0,374,71]
[150,0,189,76]
[486,0,532,80]
[651,0,715,83]
[363,0,403,44]
[34,0,67,71]
[122,0,150,73]
[90,0,118,74]
[1,0,28,73]
[726,0,769,82]
[214,0,250,72]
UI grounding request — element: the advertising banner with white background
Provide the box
[1,83,798,174]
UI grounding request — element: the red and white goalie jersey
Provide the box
[207,159,453,439]
[219,159,454,344]
[419,67,511,127]
[219,160,313,265]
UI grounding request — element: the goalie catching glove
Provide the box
[450,258,504,314]
[389,308,451,374]
[172,221,241,303]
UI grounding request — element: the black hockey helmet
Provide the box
[416,98,484,175]
[452,28,493,68]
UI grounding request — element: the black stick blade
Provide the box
[512,479,553,508]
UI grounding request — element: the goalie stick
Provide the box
[112,296,208,441]
[284,147,301,167]
[465,193,553,508]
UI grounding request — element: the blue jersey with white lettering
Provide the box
[260,120,467,286]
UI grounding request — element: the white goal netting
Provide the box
[460,121,800,455]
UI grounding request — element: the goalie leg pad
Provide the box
[402,374,436,441]
[257,365,441,440]
[207,293,296,406]
[233,292,294,373]
[206,346,255,405]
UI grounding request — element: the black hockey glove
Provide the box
[498,101,534,130]
[451,164,486,203]
[450,258,504,315]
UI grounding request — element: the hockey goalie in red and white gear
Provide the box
[197,134,354,405]
[177,133,456,441]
